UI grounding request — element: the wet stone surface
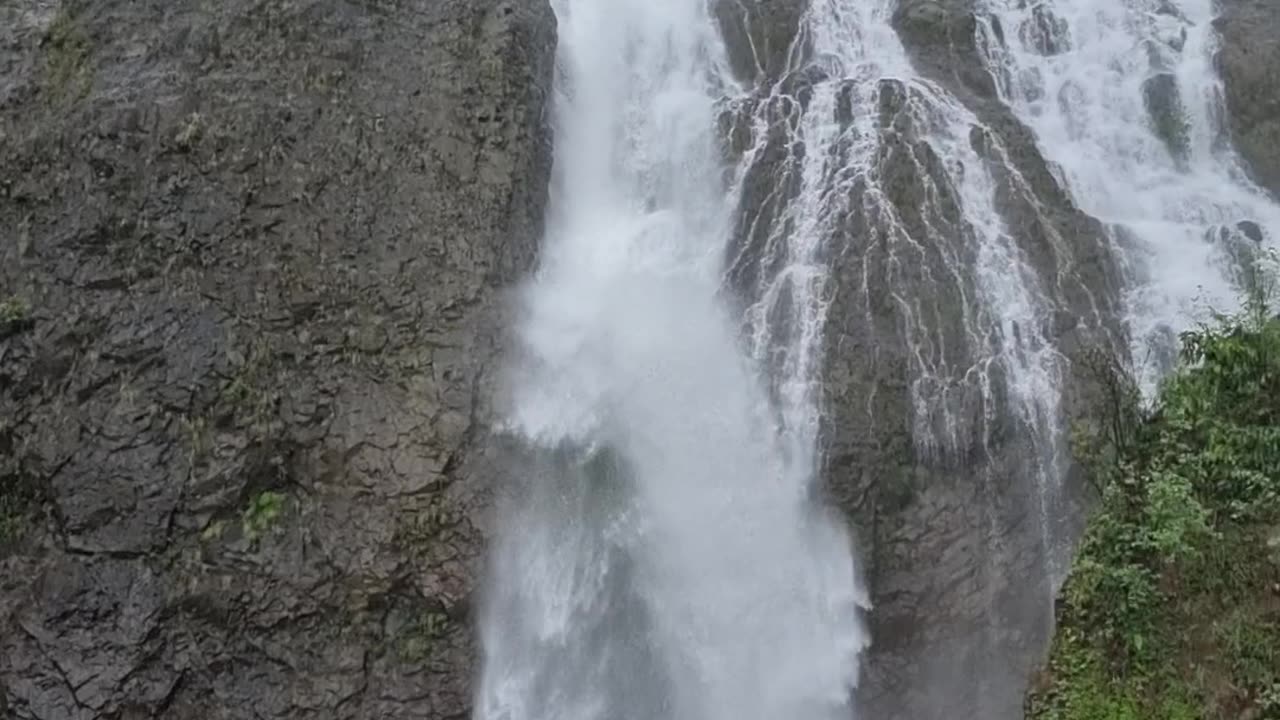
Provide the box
[0,0,556,717]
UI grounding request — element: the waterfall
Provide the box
[474,1,869,719]
[475,0,1280,718]
[729,0,1075,620]
[721,3,1084,716]
[979,0,1280,392]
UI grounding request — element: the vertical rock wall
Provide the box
[717,1,1125,718]
[0,1,555,717]
[1216,0,1280,198]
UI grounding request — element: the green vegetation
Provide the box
[391,499,461,662]
[396,609,451,662]
[181,414,213,465]
[199,519,227,543]
[44,7,92,101]
[1030,255,1280,719]
[0,489,29,546]
[1,456,42,548]
[394,495,460,555]
[219,339,279,430]
[0,297,29,324]
[241,491,286,541]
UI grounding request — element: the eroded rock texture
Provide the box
[719,1,1125,719]
[0,1,556,717]
[1216,0,1280,198]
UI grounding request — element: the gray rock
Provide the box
[712,0,808,84]
[0,0,556,717]
[1208,221,1271,294]
[717,4,1128,718]
[1238,219,1266,244]
[1143,72,1191,167]
[1019,4,1070,57]
[815,2,1126,719]
[716,5,1124,720]
[1216,0,1280,197]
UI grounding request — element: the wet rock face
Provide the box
[723,2,1125,719]
[871,3,1128,718]
[895,0,1000,98]
[880,4,1126,718]
[0,0,556,717]
[1216,0,1280,198]
[1142,72,1191,166]
[712,0,809,84]
[1018,4,1070,57]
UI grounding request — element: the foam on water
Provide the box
[980,0,1280,392]
[475,2,868,719]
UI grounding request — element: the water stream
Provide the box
[475,0,1280,718]
[979,0,1280,392]
[475,2,868,719]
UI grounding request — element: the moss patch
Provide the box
[0,454,44,548]
[396,608,451,662]
[241,490,286,541]
[0,297,29,323]
[44,7,92,102]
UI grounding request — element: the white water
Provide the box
[980,0,1280,393]
[733,0,1074,587]
[475,0,1280,716]
[475,2,868,719]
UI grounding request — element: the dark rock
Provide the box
[722,4,1127,719]
[1216,0,1280,197]
[1018,5,1070,56]
[712,0,809,84]
[1208,222,1271,293]
[1238,220,1266,244]
[797,2,1130,719]
[1156,0,1183,18]
[1142,72,1191,166]
[0,0,557,718]
[894,0,1000,98]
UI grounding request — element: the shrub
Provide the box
[1030,257,1280,719]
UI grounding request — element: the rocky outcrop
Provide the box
[712,0,808,85]
[1215,0,1280,198]
[0,0,556,717]
[872,3,1127,718]
[720,2,1126,719]
[1143,72,1191,166]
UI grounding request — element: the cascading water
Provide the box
[474,2,869,719]
[979,0,1280,392]
[476,0,1280,717]
[734,0,1076,604]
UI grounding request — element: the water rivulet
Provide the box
[477,1,1280,720]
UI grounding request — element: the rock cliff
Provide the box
[1216,0,1280,198]
[3,0,1274,718]
[718,1,1124,718]
[0,1,555,717]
